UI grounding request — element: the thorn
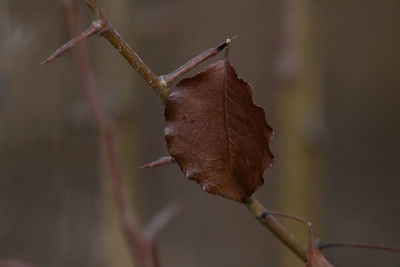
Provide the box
[217,35,238,52]
[41,23,98,65]
[139,156,175,169]
[226,35,238,44]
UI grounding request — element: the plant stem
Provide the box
[163,38,234,87]
[62,1,181,266]
[86,0,167,101]
[62,1,147,265]
[51,0,311,264]
[319,242,400,254]
[243,197,308,262]
[45,0,230,103]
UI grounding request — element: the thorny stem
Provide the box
[44,0,230,103]
[163,37,236,87]
[47,0,315,264]
[141,202,182,241]
[243,197,308,262]
[86,0,167,100]
[61,1,180,266]
[62,1,146,265]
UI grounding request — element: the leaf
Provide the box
[164,58,273,202]
[306,230,334,267]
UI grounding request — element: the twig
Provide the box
[85,0,167,99]
[61,1,146,265]
[151,245,161,267]
[162,36,236,86]
[44,0,230,103]
[319,242,400,254]
[142,202,182,266]
[61,1,180,266]
[261,209,312,227]
[142,202,182,241]
[146,203,182,266]
[243,197,308,262]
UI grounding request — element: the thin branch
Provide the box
[162,36,236,87]
[61,1,148,266]
[261,210,312,227]
[319,242,400,254]
[85,0,167,99]
[142,201,182,241]
[60,2,186,267]
[100,126,151,266]
[44,0,231,103]
[151,245,161,267]
[142,202,181,267]
[86,0,102,16]
[243,197,308,262]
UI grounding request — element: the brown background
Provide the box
[1,0,399,266]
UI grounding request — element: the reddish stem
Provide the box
[319,242,400,254]
[163,37,235,87]
[62,1,148,266]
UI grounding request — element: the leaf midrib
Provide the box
[222,61,233,173]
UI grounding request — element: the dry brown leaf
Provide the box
[164,58,273,202]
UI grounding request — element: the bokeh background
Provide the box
[1,0,399,266]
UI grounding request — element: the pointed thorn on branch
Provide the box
[41,23,99,65]
[223,36,237,63]
[163,36,238,87]
[217,35,237,51]
[139,156,175,169]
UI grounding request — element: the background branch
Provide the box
[142,202,182,241]
[60,1,180,266]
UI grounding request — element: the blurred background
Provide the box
[1,0,399,266]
